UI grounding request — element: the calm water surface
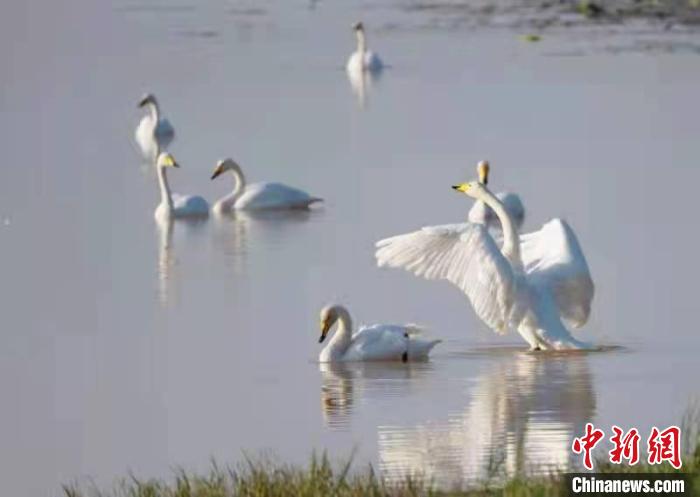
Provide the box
[1,1,699,495]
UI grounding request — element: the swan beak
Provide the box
[161,154,179,168]
[477,161,490,185]
[211,166,223,180]
[452,183,469,193]
[319,320,331,343]
[138,96,151,108]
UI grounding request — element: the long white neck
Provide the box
[355,29,367,56]
[479,187,521,268]
[217,168,246,211]
[147,101,160,124]
[325,309,353,356]
[157,165,173,211]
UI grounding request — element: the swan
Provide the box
[468,161,525,230]
[318,304,441,362]
[210,158,322,212]
[346,22,383,75]
[154,152,209,221]
[135,93,175,161]
[375,180,595,351]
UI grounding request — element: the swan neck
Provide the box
[149,101,160,123]
[480,188,521,266]
[219,168,246,210]
[356,30,366,56]
[232,167,246,197]
[157,165,173,211]
[328,310,353,353]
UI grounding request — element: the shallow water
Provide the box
[1,0,700,495]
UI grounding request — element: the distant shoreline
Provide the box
[399,0,700,31]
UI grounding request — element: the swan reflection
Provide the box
[156,217,175,306]
[347,69,382,110]
[155,217,208,306]
[319,361,434,429]
[377,352,596,484]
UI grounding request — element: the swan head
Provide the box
[319,304,350,343]
[211,158,242,180]
[138,93,158,108]
[452,181,487,200]
[477,160,490,185]
[352,21,364,32]
[156,152,180,169]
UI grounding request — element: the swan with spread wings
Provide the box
[375,180,594,350]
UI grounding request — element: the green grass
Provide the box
[64,416,700,497]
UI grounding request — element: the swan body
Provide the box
[375,181,594,351]
[318,304,441,363]
[210,158,322,212]
[468,161,525,230]
[346,22,383,75]
[154,152,209,221]
[136,94,175,161]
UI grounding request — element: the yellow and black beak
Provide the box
[319,319,331,343]
[211,165,223,180]
[138,96,152,108]
[162,154,180,168]
[452,183,469,193]
[478,162,490,185]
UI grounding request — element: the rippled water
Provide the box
[1,0,699,495]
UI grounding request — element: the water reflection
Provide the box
[347,70,382,110]
[319,361,435,429]
[156,217,175,306]
[377,353,596,484]
[155,217,209,306]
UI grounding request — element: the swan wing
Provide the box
[375,223,516,334]
[521,219,593,328]
[155,118,175,146]
[236,182,319,210]
[172,193,210,216]
[344,325,408,361]
[364,51,383,72]
[498,193,525,227]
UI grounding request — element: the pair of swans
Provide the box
[375,162,595,351]
[154,152,322,221]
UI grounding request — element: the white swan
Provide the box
[318,304,441,362]
[154,152,209,221]
[135,93,175,162]
[375,181,595,351]
[210,158,322,212]
[468,161,525,230]
[346,22,383,75]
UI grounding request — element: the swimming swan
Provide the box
[154,152,209,221]
[136,93,175,162]
[468,161,525,230]
[346,22,383,75]
[318,304,441,362]
[375,181,594,351]
[210,158,322,212]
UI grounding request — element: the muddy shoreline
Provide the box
[401,0,700,31]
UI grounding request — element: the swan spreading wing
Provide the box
[375,223,517,334]
[520,219,594,329]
